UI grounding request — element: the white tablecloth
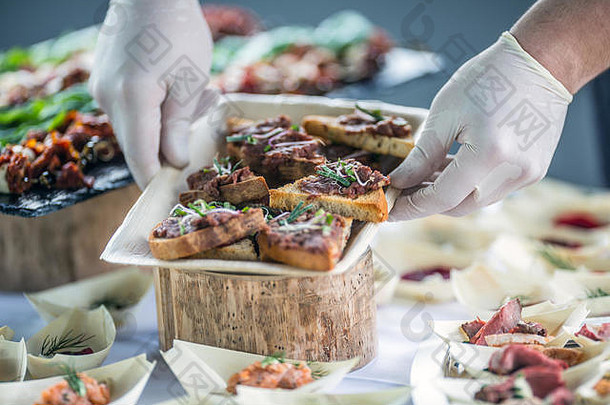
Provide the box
[0,289,470,404]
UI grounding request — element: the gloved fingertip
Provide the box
[131,159,161,191]
[388,193,427,222]
[161,121,191,169]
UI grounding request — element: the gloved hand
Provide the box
[89,0,215,189]
[390,32,573,220]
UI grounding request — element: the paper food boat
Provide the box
[552,269,610,317]
[432,301,589,345]
[0,336,27,382]
[161,339,358,402]
[101,93,428,276]
[26,306,116,379]
[26,267,153,326]
[372,222,477,303]
[0,354,155,405]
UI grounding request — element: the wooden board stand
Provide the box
[154,248,377,369]
[0,185,140,292]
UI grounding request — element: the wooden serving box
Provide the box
[0,184,140,291]
[103,94,428,367]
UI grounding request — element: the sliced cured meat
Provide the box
[460,318,485,340]
[488,345,568,375]
[521,366,566,400]
[471,298,522,345]
[576,323,610,341]
[554,211,605,229]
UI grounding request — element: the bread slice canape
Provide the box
[225,115,325,185]
[269,159,390,223]
[301,104,414,158]
[179,156,269,206]
[148,201,267,260]
[257,202,353,271]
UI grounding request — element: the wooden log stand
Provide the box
[0,185,140,292]
[154,248,377,369]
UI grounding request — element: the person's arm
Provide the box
[389,0,610,221]
[89,0,215,189]
[512,0,610,94]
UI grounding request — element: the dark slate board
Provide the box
[0,160,133,218]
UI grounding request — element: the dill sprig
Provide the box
[538,247,576,270]
[355,103,384,122]
[62,366,86,397]
[40,329,94,357]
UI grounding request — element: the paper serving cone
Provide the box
[26,306,116,379]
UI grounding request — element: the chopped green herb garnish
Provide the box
[316,165,352,187]
[291,124,300,131]
[283,201,314,224]
[355,103,384,122]
[179,222,186,236]
[172,207,188,217]
[226,133,257,144]
[188,203,206,217]
[264,145,272,152]
[261,352,286,367]
[63,367,87,397]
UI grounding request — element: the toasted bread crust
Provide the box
[148,208,267,260]
[257,232,336,271]
[269,181,388,223]
[179,177,269,206]
[302,115,414,158]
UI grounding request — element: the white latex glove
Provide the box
[89,0,214,189]
[390,32,573,220]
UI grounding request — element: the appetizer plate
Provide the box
[0,354,155,405]
[25,266,153,325]
[26,306,116,379]
[161,340,359,402]
[0,337,27,382]
[102,93,428,276]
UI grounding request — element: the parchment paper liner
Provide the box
[447,337,610,389]
[26,306,116,379]
[552,269,610,317]
[0,325,14,340]
[0,337,27,382]
[102,93,427,276]
[153,386,411,405]
[576,360,610,405]
[432,301,589,345]
[0,354,155,405]
[161,339,358,402]
[373,223,477,302]
[25,267,153,326]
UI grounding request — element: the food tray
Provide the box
[102,93,427,276]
